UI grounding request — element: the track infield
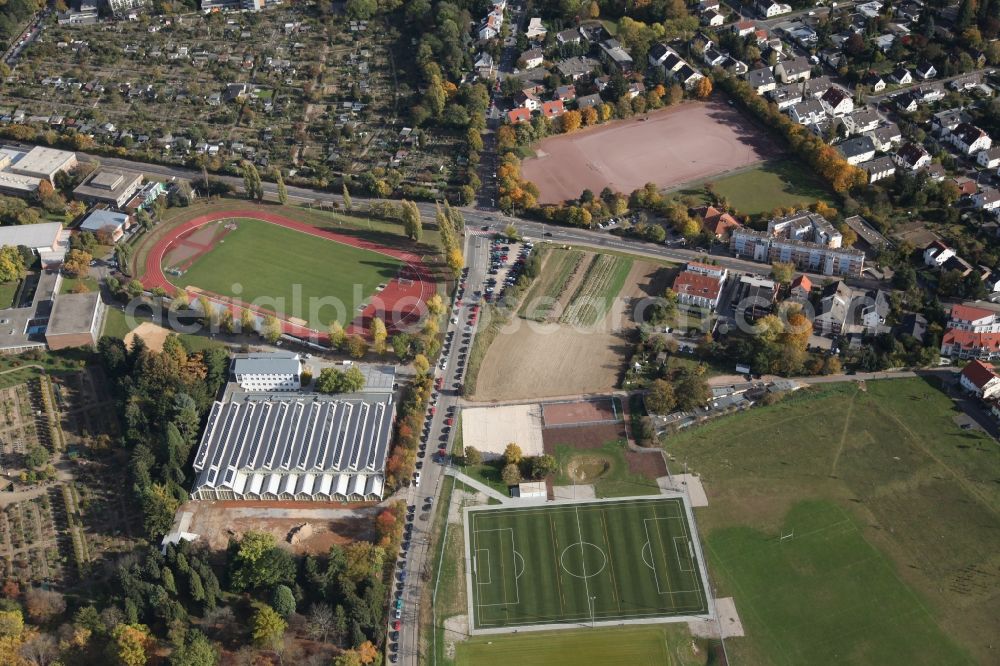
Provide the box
[140,210,434,339]
[464,496,711,633]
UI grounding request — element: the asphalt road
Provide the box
[392,230,487,665]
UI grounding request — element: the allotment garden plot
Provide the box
[465,496,711,633]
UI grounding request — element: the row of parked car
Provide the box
[485,238,533,304]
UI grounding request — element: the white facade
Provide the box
[232,353,302,391]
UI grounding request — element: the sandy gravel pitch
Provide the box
[123,321,172,352]
[522,99,778,204]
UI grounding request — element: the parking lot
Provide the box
[483,234,532,304]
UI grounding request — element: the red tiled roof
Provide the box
[541,100,565,118]
[961,359,999,388]
[943,329,1000,351]
[950,303,996,323]
[701,205,741,237]
[507,107,531,124]
[790,274,812,292]
[673,270,723,301]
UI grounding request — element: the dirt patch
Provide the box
[566,454,612,483]
[542,397,621,426]
[123,321,172,352]
[542,423,667,482]
[182,501,377,554]
[522,99,779,204]
[552,252,594,317]
[461,404,545,458]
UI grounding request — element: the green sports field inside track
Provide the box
[465,497,709,631]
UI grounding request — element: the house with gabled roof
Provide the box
[947,122,992,156]
[746,67,776,94]
[507,107,531,124]
[774,56,812,83]
[821,86,854,116]
[894,142,931,170]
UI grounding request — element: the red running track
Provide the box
[139,209,436,342]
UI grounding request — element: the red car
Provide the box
[445,417,454,426]
[393,620,401,631]
[429,406,436,416]
[435,377,443,389]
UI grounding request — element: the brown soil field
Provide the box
[522,99,779,204]
[475,260,669,401]
[541,423,667,480]
[542,397,620,426]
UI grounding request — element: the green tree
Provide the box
[261,314,282,344]
[228,531,296,592]
[271,584,296,617]
[241,160,262,201]
[251,605,286,650]
[770,261,795,284]
[345,0,377,20]
[501,463,521,486]
[334,651,363,666]
[646,379,676,414]
[342,183,352,212]
[0,609,23,637]
[188,570,205,603]
[413,353,430,377]
[275,169,288,206]
[529,454,557,479]
[328,320,346,349]
[168,630,219,666]
[111,624,151,666]
[401,200,423,241]
[464,446,482,465]
[347,334,368,359]
[25,444,48,468]
[0,245,25,283]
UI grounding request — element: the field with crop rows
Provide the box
[559,254,632,327]
[519,248,585,322]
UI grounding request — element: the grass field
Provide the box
[166,218,402,328]
[466,497,708,630]
[518,248,584,322]
[455,624,707,666]
[0,279,20,308]
[559,254,632,327]
[552,440,662,498]
[703,160,833,215]
[667,378,995,664]
[58,276,98,294]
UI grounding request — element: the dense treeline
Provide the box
[0,0,39,51]
[97,335,229,539]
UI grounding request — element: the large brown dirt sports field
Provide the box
[542,397,622,426]
[474,260,670,401]
[522,98,780,204]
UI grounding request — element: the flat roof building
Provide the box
[232,351,302,392]
[0,222,64,254]
[8,146,77,183]
[190,390,395,501]
[73,168,144,209]
[79,209,131,242]
[45,291,105,350]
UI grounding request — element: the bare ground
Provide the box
[123,321,172,352]
[474,260,665,401]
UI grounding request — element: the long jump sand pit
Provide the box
[522,99,779,204]
[462,404,545,460]
[123,321,172,352]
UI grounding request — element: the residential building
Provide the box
[891,67,913,84]
[859,156,896,183]
[189,390,395,501]
[768,83,803,110]
[44,291,104,350]
[973,187,1000,212]
[108,0,146,15]
[959,359,1000,398]
[520,48,544,69]
[923,240,956,267]
[576,93,602,110]
[813,281,854,335]
[978,147,1000,169]
[789,274,812,299]
[672,262,728,311]
[947,122,992,155]
[599,39,633,73]
[894,143,932,170]
[507,108,531,124]
[675,65,705,90]
[843,108,880,135]
[774,56,811,84]
[733,274,778,321]
[820,86,854,116]
[941,329,1000,360]
[541,100,565,119]
[836,136,876,165]
[73,168,144,208]
[757,0,791,17]
[789,98,825,125]
[866,123,902,151]
[525,17,546,40]
[915,61,937,79]
[556,28,581,45]
[948,303,1000,332]
[803,75,833,99]
[931,107,969,134]
[554,85,576,102]
[697,205,742,239]
[768,210,842,248]
[232,352,302,392]
[702,9,724,26]
[746,67,776,94]
[556,56,599,81]
[862,71,886,92]
[730,228,864,277]
[79,210,131,242]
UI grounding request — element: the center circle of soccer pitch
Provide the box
[559,541,607,579]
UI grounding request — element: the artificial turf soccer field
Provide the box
[166,218,403,327]
[465,497,710,631]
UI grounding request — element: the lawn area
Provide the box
[552,439,661,498]
[705,160,834,215]
[166,217,402,328]
[456,624,709,666]
[0,349,90,389]
[58,275,99,294]
[0,279,20,308]
[666,378,995,664]
[101,307,137,339]
[518,247,583,321]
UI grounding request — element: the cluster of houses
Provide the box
[941,304,1000,360]
[956,358,1000,422]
